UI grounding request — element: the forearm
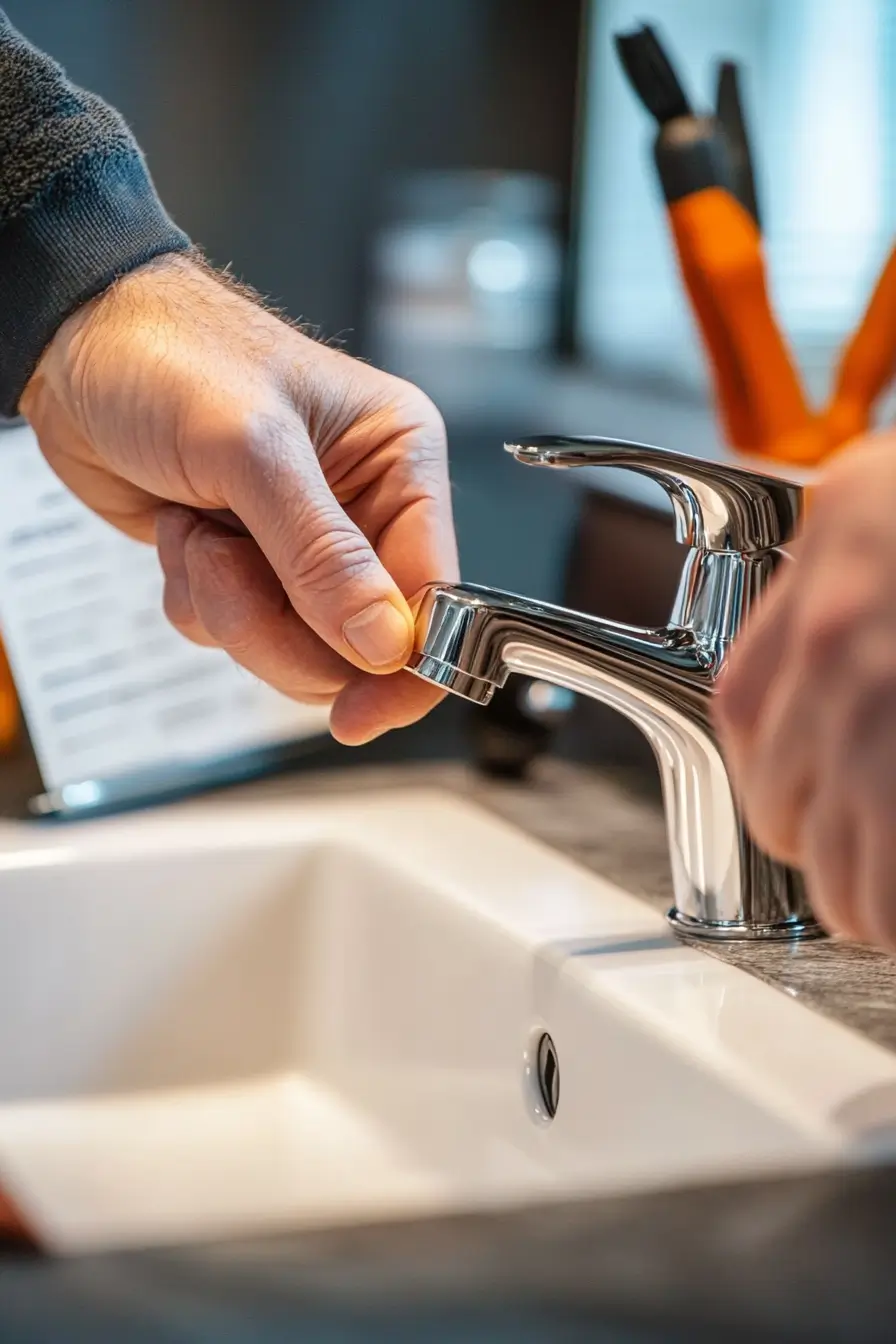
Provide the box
[0,9,190,417]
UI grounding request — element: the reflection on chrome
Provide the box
[408,436,822,943]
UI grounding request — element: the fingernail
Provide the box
[343,600,412,668]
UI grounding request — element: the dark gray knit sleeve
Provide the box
[0,10,191,416]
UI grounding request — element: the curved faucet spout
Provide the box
[408,581,712,701]
[407,579,819,943]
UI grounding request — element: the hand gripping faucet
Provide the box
[408,436,823,942]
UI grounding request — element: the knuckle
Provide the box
[213,398,298,465]
[352,372,448,454]
[243,405,299,460]
[283,521,376,594]
[799,598,865,670]
[193,587,258,654]
[397,382,446,440]
[393,392,449,469]
[183,533,264,653]
[184,399,297,500]
[162,599,213,649]
[844,681,893,753]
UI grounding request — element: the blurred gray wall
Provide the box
[5,0,581,348]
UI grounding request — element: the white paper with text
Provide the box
[0,426,329,790]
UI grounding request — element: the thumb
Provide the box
[230,415,415,673]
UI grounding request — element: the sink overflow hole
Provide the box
[536,1032,559,1119]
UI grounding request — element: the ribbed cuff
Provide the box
[0,151,190,416]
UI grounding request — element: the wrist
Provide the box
[21,251,209,418]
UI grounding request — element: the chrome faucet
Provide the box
[408,436,823,942]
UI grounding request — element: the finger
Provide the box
[329,668,446,745]
[330,432,459,741]
[157,506,217,648]
[732,656,816,863]
[856,814,896,952]
[743,542,896,860]
[325,417,458,742]
[229,412,417,675]
[338,419,460,600]
[714,563,796,774]
[800,792,861,941]
[720,557,873,862]
[180,521,351,701]
[843,684,896,950]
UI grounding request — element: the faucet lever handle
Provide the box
[506,435,803,553]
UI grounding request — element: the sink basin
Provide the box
[0,789,895,1253]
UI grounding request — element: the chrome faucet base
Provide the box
[667,908,825,943]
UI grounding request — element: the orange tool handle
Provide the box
[670,208,757,454]
[0,1185,36,1247]
[822,242,896,453]
[668,187,824,465]
[0,639,17,754]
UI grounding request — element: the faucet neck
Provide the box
[669,547,781,666]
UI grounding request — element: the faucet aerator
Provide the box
[406,651,497,705]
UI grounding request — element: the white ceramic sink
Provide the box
[0,789,895,1254]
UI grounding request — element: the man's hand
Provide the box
[716,434,896,947]
[20,254,458,745]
